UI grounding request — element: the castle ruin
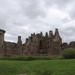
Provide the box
[0,28,75,56]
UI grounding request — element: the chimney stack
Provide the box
[45,32,48,38]
[17,36,22,44]
[49,30,53,38]
[55,28,59,36]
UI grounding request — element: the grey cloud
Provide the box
[44,0,75,20]
[19,0,46,19]
[68,7,75,20]
[44,0,72,8]
[58,21,75,43]
[5,33,17,43]
[0,16,6,28]
[0,0,75,44]
[5,25,28,43]
[0,12,7,29]
[66,26,75,34]
[62,17,71,23]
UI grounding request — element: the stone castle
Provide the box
[0,28,75,56]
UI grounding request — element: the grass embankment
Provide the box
[0,59,75,75]
[0,56,63,61]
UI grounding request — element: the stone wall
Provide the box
[0,28,75,56]
[25,28,62,56]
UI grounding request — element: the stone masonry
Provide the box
[0,28,75,56]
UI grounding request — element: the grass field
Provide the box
[0,59,75,75]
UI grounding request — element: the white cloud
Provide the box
[19,0,46,19]
[0,0,75,43]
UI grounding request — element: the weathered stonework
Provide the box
[0,29,5,55]
[0,28,75,56]
[25,28,62,55]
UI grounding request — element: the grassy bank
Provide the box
[0,56,63,61]
[0,59,75,75]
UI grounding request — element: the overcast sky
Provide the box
[0,0,75,43]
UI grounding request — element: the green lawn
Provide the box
[0,59,75,75]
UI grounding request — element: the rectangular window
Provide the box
[45,41,46,44]
[45,46,46,49]
[36,45,37,48]
[48,46,49,48]
[0,33,2,35]
[34,41,36,43]
[47,41,49,44]
[50,40,52,42]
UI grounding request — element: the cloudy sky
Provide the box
[0,0,75,43]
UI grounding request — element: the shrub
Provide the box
[62,48,75,59]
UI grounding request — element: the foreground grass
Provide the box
[0,59,75,75]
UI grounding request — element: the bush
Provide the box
[62,48,75,59]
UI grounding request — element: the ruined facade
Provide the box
[25,29,62,55]
[0,29,75,56]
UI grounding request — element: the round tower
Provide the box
[0,29,5,47]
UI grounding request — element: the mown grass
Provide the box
[0,59,75,75]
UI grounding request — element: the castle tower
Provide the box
[53,28,62,44]
[49,30,53,38]
[16,36,22,55]
[45,32,48,38]
[0,29,5,55]
[0,29,5,47]
[55,28,59,36]
[17,36,22,44]
[40,31,43,36]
